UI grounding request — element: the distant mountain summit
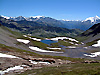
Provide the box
[84,15,100,23]
[61,15,100,30]
[12,16,26,21]
[62,15,100,23]
[0,15,26,21]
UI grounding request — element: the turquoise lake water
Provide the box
[41,39,57,44]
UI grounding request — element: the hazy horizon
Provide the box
[0,0,100,20]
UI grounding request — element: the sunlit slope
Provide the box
[77,23,100,43]
[0,24,30,50]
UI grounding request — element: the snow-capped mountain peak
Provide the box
[12,16,26,21]
[62,19,70,21]
[61,15,100,23]
[85,15,100,22]
[1,15,10,19]
[17,16,26,18]
[30,16,45,19]
[0,15,26,21]
[94,15,100,19]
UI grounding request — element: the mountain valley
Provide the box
[0,16,83,38]
[0,15,100,75]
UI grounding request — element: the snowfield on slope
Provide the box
[29,60,50,64]
[67,46,77,48]
[50,37,79,42]
[92,40,100,47]
[0,65,24,75]
[29,37,41,41]
[47,47,61,50]
[84,52,100,57]
[0,53,20,58]
[23,35,41,41]
[29,46,63,53]
[17,39,30,44]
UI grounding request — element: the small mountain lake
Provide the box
[41,39,57,44]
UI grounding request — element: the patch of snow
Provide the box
[30,37,41,41]
[0,65,24,75]
[22,35,41,41]
[84,15,100,23]
[21,65,27,67]
[30,16,45,19]
[84,47,88,49]
[29,60,38,64]
[29,60,50,64]
[28,34,31,36]
[29,46,63,53]
[75,44,78,45]
[84,54,96,57]
[92,40,100,47]
[17,39,30,44]
[62,19,71,21]
[1,15,10,19]
[50,37,66,41]
[84,52,100,57]
[47,47,61,50]
[67,46,76,48]
[50,37,79,42]
[0,53,20,59]
[38,61,50,64]
[68,38,79,42]
[23,35,27,37]
[69,42,74,44]
[81,42,84,44]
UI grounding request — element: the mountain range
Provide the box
[61,15,100,30]
[1,15,100,30]
[0,16,83,38]
[0,15,64,28]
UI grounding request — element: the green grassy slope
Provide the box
[18,63,100,75]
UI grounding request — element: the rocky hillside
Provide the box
[81,23,100,36]
[78,23,100,43]
[0,24,17,46]
[0,24,30,51]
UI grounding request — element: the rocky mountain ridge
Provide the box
[0,16,83,38]
[1,15,100,30]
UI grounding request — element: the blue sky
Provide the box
[0,0,100,20]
